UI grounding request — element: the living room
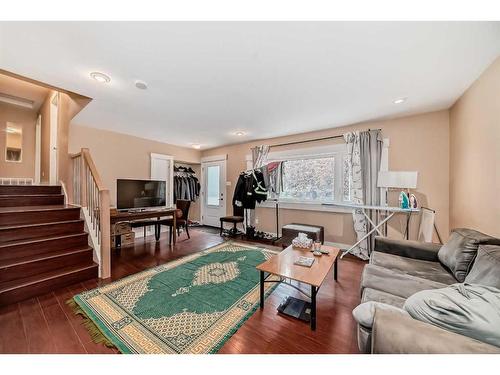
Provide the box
[1,2,500,374]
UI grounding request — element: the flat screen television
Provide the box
[116,179,166,210]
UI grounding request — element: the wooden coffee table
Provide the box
[256,244,340,330]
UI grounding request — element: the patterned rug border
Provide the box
[71,241,280,354]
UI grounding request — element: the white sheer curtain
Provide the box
[251,145,270,169]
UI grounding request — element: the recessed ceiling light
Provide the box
[90,72,111,83]
[191,143,201,149]
[234,131,246,136]
[393,97,407,104]
[135,80,148,90]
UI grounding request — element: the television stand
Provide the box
[110,207,178,246]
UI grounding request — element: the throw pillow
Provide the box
[465,245,500,289]
[437,228,500,282]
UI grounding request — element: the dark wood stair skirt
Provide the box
[0,263,98,306]
[0,184,98,307]
[0,205,81,226]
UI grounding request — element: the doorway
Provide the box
[201,156,226,227]
[150,153,174,207]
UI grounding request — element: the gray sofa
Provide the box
[355,228,500,354]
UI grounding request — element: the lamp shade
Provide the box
[377,171,418,189]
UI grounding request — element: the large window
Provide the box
[261,144,352,205]
[281,157,336,201]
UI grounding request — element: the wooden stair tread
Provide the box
[0,194,64,198]
[0,185,61,195]
[0,232,87,249]
[0,262,98,293]
[0,246,92,268]
[0,205,78,213]
[0,219,83,231]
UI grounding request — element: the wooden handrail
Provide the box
[81,149,106,192]
[71,148,111,279]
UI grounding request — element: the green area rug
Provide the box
[72,242,279,354]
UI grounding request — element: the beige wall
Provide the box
[0,102,37,179]
[69,124,201,208]
[449,57,500,238]
[203,110,450,244]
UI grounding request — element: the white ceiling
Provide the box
[1,22,499,149]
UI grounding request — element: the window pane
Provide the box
[343,155,352,201]
[281,157,334,201]
[207,165,220,206]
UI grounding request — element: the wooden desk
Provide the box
[256,244,340,330]
[110,207,178,245]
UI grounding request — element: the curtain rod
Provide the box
[268,128,382,149]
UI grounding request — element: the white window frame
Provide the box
[247,140,388,213]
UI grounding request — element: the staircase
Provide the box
[0,185,98,306]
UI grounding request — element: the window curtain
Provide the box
[360,130,383,253]
[252,145,270,169]
[344,130,383,259]
[344,131,369,259]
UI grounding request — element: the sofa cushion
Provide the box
[362,287,406,308]
[361,264,447,299]
[404,283,500,348]
[465,245,500,288]
[437,228,500,282]
[371,251,456,285]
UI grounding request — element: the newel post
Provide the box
[99,189,111,279]
[80,148,89,207]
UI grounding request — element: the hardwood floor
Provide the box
[0,228,365,354]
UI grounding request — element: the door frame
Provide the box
[34,114,42,184]
[150,152,174,207]
[49,93,59,185]
[200,154,227,227]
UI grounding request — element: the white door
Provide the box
[201,158,226,227]
[49,93,58,185]
[150,153,174,207]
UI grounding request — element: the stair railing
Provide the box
[71,148,111,278]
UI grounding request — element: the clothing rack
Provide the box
[268,128,382,149]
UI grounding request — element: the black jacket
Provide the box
[232,170,268,209]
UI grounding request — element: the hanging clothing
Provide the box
[233,169,268,209]
[173,166,200,203]
[264,161,283,195]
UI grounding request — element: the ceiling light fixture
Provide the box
[135,80,148,90]
[234,131,246,136]
[191,143,201,149]
[393,97,407,104]
[90,72,111,83]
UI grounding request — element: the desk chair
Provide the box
[220,204,244,237]
[159,200,191,244]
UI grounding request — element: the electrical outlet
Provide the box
[255,218,259,224]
